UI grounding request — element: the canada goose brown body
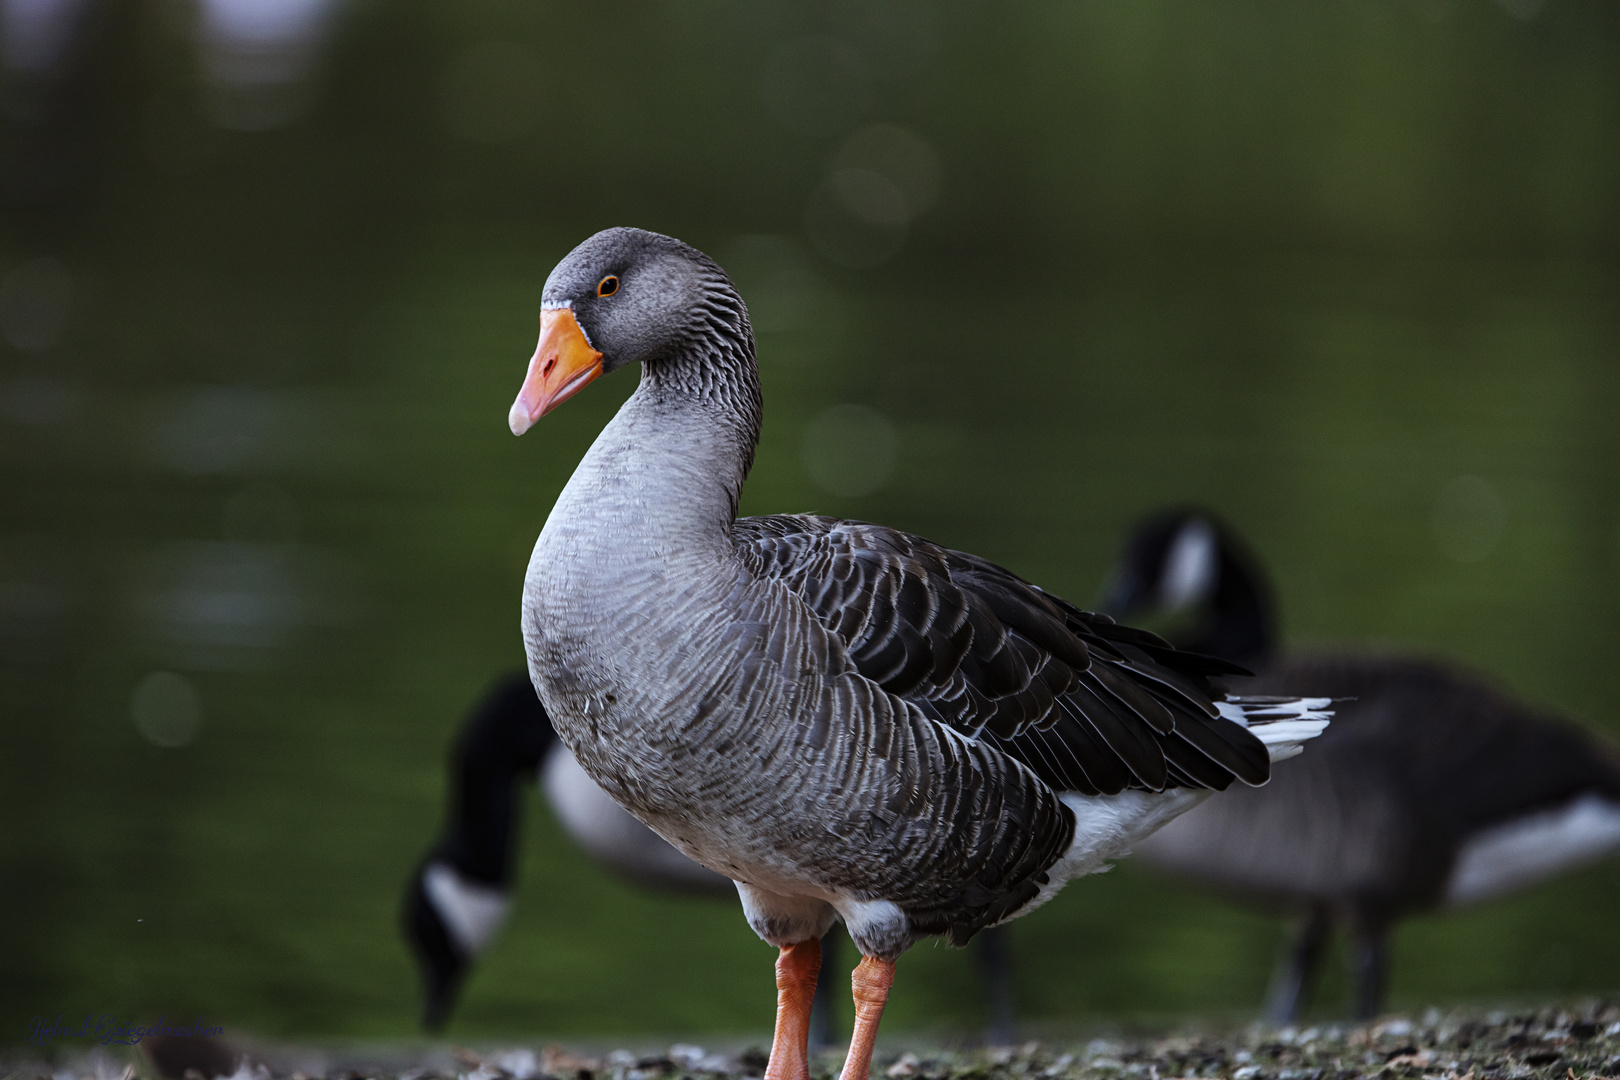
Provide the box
[1107,509,1620,1021]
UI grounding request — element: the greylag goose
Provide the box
[405,673,851,1040]
[1104,508,1620,1023]
[507,228,1331,1080]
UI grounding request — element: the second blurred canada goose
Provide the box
[1104,508,1620,1023]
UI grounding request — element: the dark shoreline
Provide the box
[6,1003,1618,1080]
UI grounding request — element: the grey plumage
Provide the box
[514,229,1329,967]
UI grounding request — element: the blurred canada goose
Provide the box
[1104,508,1620,1023]
[507,228,1330,1080]
[405,673,1021,1042]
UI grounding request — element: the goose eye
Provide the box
[596,276,620,297]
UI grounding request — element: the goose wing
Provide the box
[736,513,1271,796]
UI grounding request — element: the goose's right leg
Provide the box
[738,884,839,1080]
[765,938,822,1080]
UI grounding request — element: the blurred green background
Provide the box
[2,0,1618,1045]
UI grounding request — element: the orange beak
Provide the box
[508,307,604,435]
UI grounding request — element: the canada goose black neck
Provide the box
[1105,508,1276,669]
[439,673,556,884]
[1189,547,1273,668]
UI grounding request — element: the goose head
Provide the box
[508,228,746,435]
[1101,507,1277,670]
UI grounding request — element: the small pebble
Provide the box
[887,1054,920,1079]
[669,1047,706,1068]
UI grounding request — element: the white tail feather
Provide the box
[1216,696,1333,763]
[1010,696,1334,919]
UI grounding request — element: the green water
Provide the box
[2,0,1618,1044]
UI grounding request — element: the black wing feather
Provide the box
[1068,674,1170,790]
[736,514,1271,797]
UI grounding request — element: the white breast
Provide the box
[1444,793,1620,907]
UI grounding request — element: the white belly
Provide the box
[1012,788,1210,920]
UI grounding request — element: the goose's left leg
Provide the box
[832,898,911,1080]
[837,955,896,1080]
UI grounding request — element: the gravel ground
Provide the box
[9,1004,1619,1080]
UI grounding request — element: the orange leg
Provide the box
[837,955,896,1080]
[764,938,822,1080]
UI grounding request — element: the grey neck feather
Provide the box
[635,317,763,524]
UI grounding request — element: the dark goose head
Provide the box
[507,227,754,436]
[1101,507,1277,670]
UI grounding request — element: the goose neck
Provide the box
[557,341,762,551]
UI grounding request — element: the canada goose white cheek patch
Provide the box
[422,862,511,954]
[1160,518,1219,612]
